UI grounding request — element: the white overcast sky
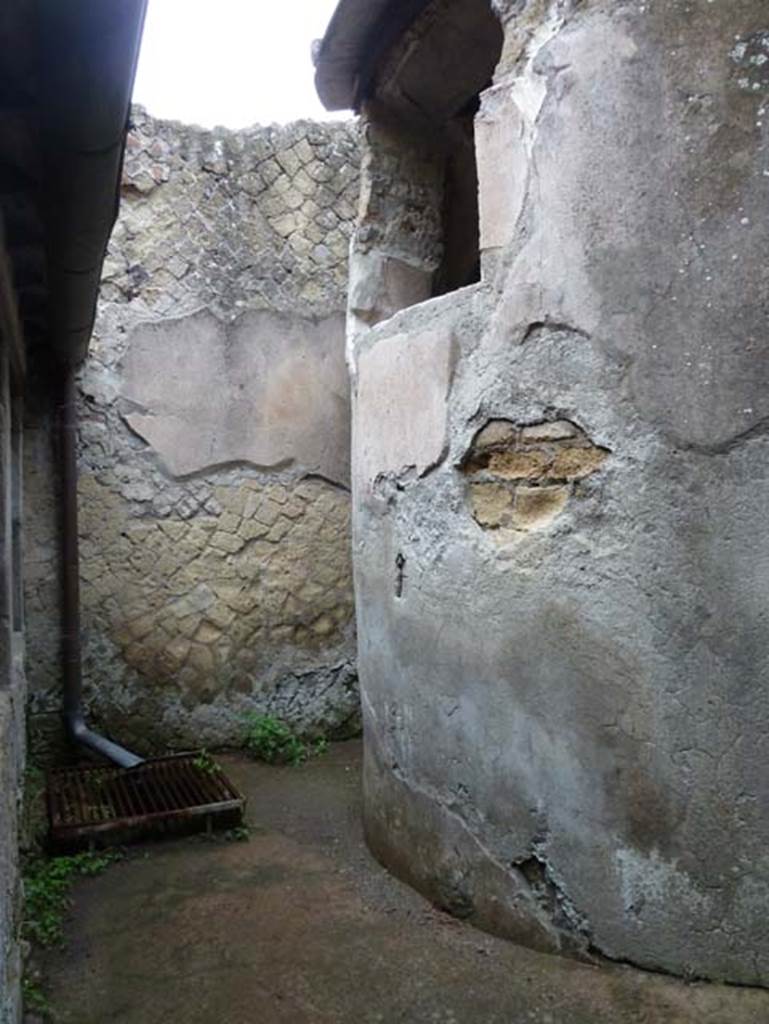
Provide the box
[132,0,348,128]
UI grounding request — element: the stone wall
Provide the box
[349,0,769,988]
[25,107,361,753]
[23,369,60,757]
[0,299,25,1024]
[0,664,23,1024]
[347,108,443,338]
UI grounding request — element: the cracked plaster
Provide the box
[351,0,769,987]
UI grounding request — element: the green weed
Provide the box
[192,749,221,776]
[22,850,121,948]
[313,737,329,757]
[21,762,48,853]
[223,825,251,842]
[242,714,329,766]
[22,975,51,1016]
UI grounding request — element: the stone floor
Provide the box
[41,741,769,1024]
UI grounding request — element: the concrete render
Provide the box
[351,0,769,987]
[38,745,769,1024]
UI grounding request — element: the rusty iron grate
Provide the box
[47,754,245,850]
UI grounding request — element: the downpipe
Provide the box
[59,368,143,769]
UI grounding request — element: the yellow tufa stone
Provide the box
[77,474,354,694]
[462,418,609,540]
[469,482,514,528]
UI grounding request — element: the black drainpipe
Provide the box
[60,367,143,768]
[36,0,148,767]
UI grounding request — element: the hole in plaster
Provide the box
[514,852,591,945]
[460,417,610,540]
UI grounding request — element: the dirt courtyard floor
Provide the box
[41,740,769,1024]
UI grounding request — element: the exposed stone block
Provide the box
[348,251,433,330]
[461,417,608,540]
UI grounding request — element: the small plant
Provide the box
[22,975,51,1016]
[242,714,331,766]
[242,713,308,765]
[23,850,121,948]
[223,825,251,842]
[192,749,221,776]
[22,762,48,853]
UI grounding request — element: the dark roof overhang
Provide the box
[0,0,147,369]
[313,0,432,111]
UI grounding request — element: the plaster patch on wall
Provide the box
[461,417,608,539]
[121,308,350,484]
[355,328,455,495]
[616,847,713,924]
[476,86,527,252]
[477,2,567,253]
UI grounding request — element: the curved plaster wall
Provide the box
[351,0,769,985]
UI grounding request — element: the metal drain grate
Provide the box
[47,754,245,850]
